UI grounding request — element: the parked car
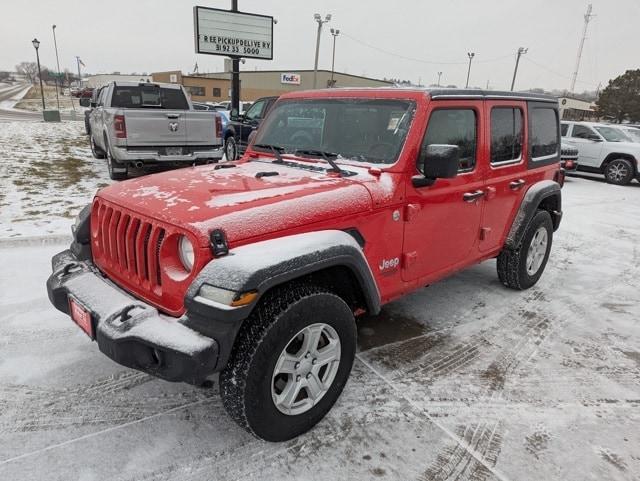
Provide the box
[192,102,218,111]
[73,87,94,98]
[47,88,562,441]
[561,120,640,185]
[560,142,579,173]
[223,96,278,160]
[618,125,640,143]
[81,81,223,180]
[83,86,104,135]
[214,100,253,112]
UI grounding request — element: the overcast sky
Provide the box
[2,0,638,92]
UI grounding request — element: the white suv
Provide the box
[561,121,640,185]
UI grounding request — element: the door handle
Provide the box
[166,114,181,119]
[463,190,485,203]
[509,179,526,190]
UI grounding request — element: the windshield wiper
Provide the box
[253,143,285,163]
[294,149,342,175]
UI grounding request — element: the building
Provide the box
[558,97,598,121]
[151,70,229,103]
[151,69,394,103]
[85,74,152,88]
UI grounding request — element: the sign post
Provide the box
[193,4,273,113]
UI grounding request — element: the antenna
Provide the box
[569,4,594,93]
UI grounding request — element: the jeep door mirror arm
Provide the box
[412,144,460,188]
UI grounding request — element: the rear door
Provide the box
[402,101,486,282]
[479,100,528,253]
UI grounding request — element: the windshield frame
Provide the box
[252,97,417,168]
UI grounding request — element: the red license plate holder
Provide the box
[69,297,94,339]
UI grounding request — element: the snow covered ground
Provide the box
[0,121,111,239]
[0,174,639,481]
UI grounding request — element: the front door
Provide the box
[402,102,486,283]
[566,124,604,168]
[239,98,267,151]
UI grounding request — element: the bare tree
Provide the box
[15,62,40,83]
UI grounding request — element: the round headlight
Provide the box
[178,235,195,272]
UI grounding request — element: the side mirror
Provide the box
[413,144,460,187]
[230,108,240,120]
[79,97,90,108]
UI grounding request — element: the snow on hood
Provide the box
[97,160,375,247]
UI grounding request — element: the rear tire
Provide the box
[497,210,553,290]
[105,139,128,181]
[220,284,356,442]
[604,159,634,185]
[90,135,105,159]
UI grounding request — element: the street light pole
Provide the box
[75,56,82,87]
[465,52,475,88]
[313,13,331,89]
[32,38,46,111]
[52,25,61,110]
[510,47,528,91]
[330,28,340,87]
[437,71,442,87]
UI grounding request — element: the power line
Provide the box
[522,56,599,89]
[340,32,513,66]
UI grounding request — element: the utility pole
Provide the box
[437,71,442,87]
[32,39,46,111]
[329,28,340,87]
[230,0,241,113]
[465,52,475,88]
[75,56,82,87]
[510,47,528,91]
[570,4,594,93]
[313,13,331,89]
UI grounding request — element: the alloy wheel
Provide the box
[526,226,548,276]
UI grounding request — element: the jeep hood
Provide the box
[97,160,375,247]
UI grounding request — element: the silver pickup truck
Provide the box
[83,82,223,180]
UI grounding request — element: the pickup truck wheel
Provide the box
[90,136,105,159]
[105,143,128,181]
[224,136,238,161]
[604,159,634,185]
[497,210,553,290]
[220,284,356,441]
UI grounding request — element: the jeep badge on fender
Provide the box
[47,87,562,442]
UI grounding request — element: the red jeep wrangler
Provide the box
[47,88,563,441]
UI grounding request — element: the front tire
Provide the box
[220,284,356,442]
[497,210,553,290]
[604,159,634,185]
[224,136,238,161]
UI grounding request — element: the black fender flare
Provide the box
[504,180,562,250]
[183,230,381,371]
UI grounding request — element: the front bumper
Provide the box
[47,249,218,384]
[112,145,223,164]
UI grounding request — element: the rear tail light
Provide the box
[114,114,127,138]
[215,114,223,139]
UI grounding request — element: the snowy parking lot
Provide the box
[0,121,639,480]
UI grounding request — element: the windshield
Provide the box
[253,99,416,164]
[594,126,632,142]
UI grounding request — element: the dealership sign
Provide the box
[193,6,273,60]
[280,73,301,85]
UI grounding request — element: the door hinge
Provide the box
[403,251,418,268]
[480,227,492,241]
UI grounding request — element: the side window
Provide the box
[490,107,523,164]
[421,109,477,172]
[571,124,596,139]
[245,100,266,121]
[530,108,559,160]
[212,87,221,97]
[560,123,569,136]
